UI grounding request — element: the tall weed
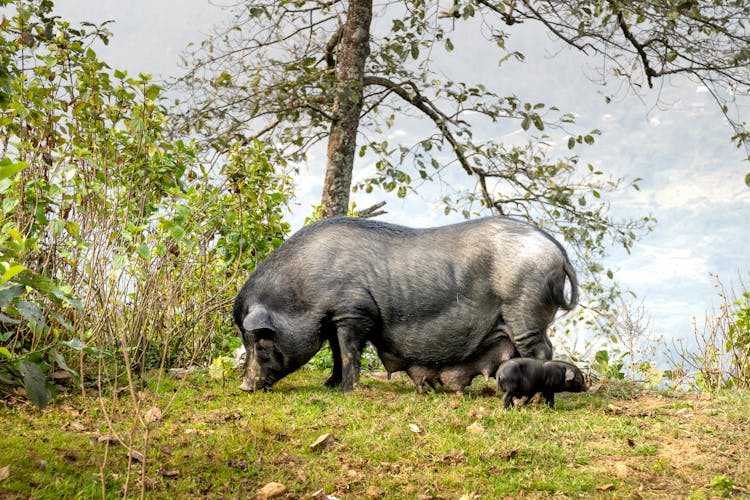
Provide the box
[668,273,750,390]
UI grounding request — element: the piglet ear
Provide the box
[565,368,575,382]
[242,305,274,335]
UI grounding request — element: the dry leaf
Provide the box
[613,463,629,478]
[309,432,334,451]
[49,370,73,381]
[606,404,623,414]
[466,422,485,434]
[256,481,286,499]
[128,449,145,463]
[596,483,616,491]
[408,423,422,434]
[470,406,489,419]
[96,433,118,444]
[366,485,384,498]
[66,421,86,432]
[160,468,180,478]
[144,405,163,424]
[0,466,9,481]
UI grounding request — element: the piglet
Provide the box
[495,358,587,409]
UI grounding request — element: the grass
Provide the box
[1,368,749,499]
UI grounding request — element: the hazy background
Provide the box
[52,1,750,355]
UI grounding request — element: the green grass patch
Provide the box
[1,369,749,498]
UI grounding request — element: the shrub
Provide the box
[0,1,291,407]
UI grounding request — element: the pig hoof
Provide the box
[323,377,341,388]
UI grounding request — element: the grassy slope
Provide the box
[1,368,748,499]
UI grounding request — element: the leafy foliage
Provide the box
[0,1,292,407]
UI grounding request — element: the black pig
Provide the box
[495,358,587,409]
[234,216,577,392]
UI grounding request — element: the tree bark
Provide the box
[320,0,373,218]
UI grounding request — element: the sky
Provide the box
[49,1,750,361]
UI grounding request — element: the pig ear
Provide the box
[565,368,575,382]
[242,306,274,335]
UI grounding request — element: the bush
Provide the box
[667,273,750,391]
[0,1,291,407]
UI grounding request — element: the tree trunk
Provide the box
[320,0,373,218]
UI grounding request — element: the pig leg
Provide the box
[334,319,370,393]
[543,391,555,408]
[323,333,342,388]
[503,302,556,360]
[502,392,515,409]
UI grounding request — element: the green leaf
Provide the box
[0,160,28,180]
[568,137,576,150]
[745,172,750,187]
[0,346,11,359]
[532,115,544,131]
[145,84,161,100]
[0,284,25,308]
[16,300,46,331]
[138,243,151,260]
[445,38,454,52]
[1,264,26,285]
[19,360,52,409]
[171,224,185,241]
[521,116,531,131]
[61,338,100,356]
[113,254,128,270]
[65,221,80,239]
[50,348,79,379]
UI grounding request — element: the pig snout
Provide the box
[239,355,275,392]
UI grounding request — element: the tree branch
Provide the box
[615,9,655,88]
[363,75,496,212]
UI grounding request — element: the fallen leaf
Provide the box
[256,481,286,499]
[66,421,86,432]
[366,485,384,498]
[309,432,334,451]
[0,466,9,481]
[144,405,162,424]
[606,404,623,414]
[626,437,635,447]
[596,483,616,491]
[49,370,74,381]
[160,468,180,478]
[466,422,485,434]
[97,433,118,444]
[613,463,629,478]
[470,406,489,419]
[408,423,422,434]
[128,449,145,463]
